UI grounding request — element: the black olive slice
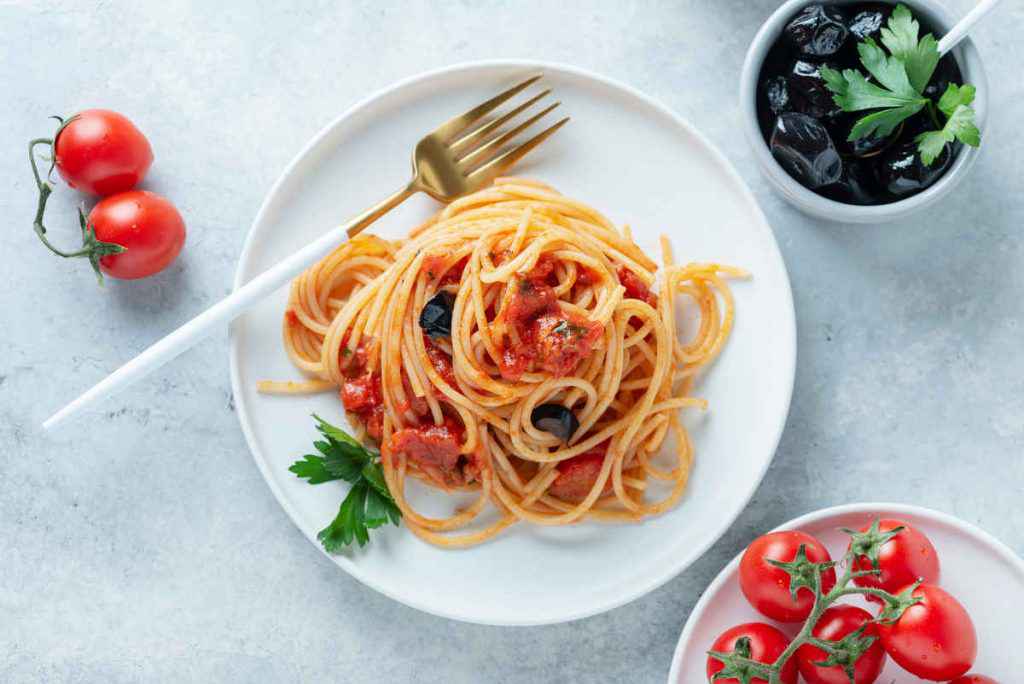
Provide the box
[419,291,454,339]
[530,403,579,443]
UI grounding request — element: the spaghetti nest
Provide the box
[261,178,744,547]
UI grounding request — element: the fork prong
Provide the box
[467,116,570,183]
[450,88,552,154]
[431,74,542,143]
[458,102,561,168]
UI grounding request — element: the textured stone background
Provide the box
[2,1,1022,682]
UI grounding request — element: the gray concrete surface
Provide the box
[2,1,1022,682]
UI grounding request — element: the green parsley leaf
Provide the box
[857,38,917,98]
[291,415,402,551]
[880,4,940,94]
[849,103,924,141]
[820,66,926,113]
[915,104,980,165]
[937,83,976,117]
[289,454,342,484]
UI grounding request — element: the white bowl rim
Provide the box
[665,501,1024,683]
[740,0,990,223]
[227,58,798,626]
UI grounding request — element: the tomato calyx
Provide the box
[707,637,775,683]
[874,579,925,623]
[28,117,127,285]
[804,624,879,682]
[842,518,906,574]
[765,544,838,603]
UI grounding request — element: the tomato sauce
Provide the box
[388,416,470,485]
[548,443,611,502]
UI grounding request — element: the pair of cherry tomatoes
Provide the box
[44,109,185,280]
[707,519,992,683]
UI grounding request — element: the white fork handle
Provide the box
[938,0,1001,55]
[43,184,415,430]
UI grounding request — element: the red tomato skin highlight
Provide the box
[54,110,153,196]
[876,583,977,681]
[89,190,186,280]
[739,530,837,622]
[796,605,886,684]
[705,622,798,684]
[851,518,940,601]
[948,676,999,684]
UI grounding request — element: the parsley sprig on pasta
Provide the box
[290,415,401,550]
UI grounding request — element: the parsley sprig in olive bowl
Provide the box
[740,0,988,223]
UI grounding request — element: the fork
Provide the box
[43,75,568,429]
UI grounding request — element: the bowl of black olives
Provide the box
[741,0,987,222]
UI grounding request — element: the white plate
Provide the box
[229,60,796,626]
[668,503,1024,682]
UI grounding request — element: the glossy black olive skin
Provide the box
[770,112,843,189]
[784,4,849,57]
[875,141,953,197]
[821,159,882,205]
[419,291,454,339]
[831,115,900,158]
[530,403,579,443]
[788,59,843,121]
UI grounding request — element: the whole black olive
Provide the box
[787,60,843,121]
[784,5,849,57]
[419,291,454,338]
[770,112,843,189]
[821,159,882,205]
[876,141,953,198]
[763,76,791,116]
[831,115,900,158]
[530,403,579,443]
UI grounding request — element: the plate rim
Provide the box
[665,501,1024,682]
[228,58,797,626]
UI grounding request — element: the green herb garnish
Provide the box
[289,414,401,550]
[820,4,980,166]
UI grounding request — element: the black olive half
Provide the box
[530,403,579,443]
[419,291,454,338]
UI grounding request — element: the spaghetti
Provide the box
[259,179,743,547]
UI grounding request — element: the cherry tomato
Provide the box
[796,605,887,684]
[53,109,153,196]
[739,530,837,622]
[88,190,186,279]
[948,677,999,684]
[706,622,798,684]
[876,583,976,681]
[850,518,940,602]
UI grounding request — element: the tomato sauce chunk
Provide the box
[506,278,558,327]
[423,254,468,285]
[388,417,466,484]
[548,445,610,502]
[617,266,657,306]
[340,373,384,440]
[424,336,457,388]
[532,312,603,377]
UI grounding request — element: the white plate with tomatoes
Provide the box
[667,503,1024,683]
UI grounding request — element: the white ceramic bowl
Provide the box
[740,0,989,223]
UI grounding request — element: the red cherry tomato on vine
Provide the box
[796,605,887,684]
[89,190,185,279]
[54,109,153,196]
[850,518,940,602]
[948,677,999,684]
[876,583,976,681]
[739,530,837,622]
[706,622,798,684]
